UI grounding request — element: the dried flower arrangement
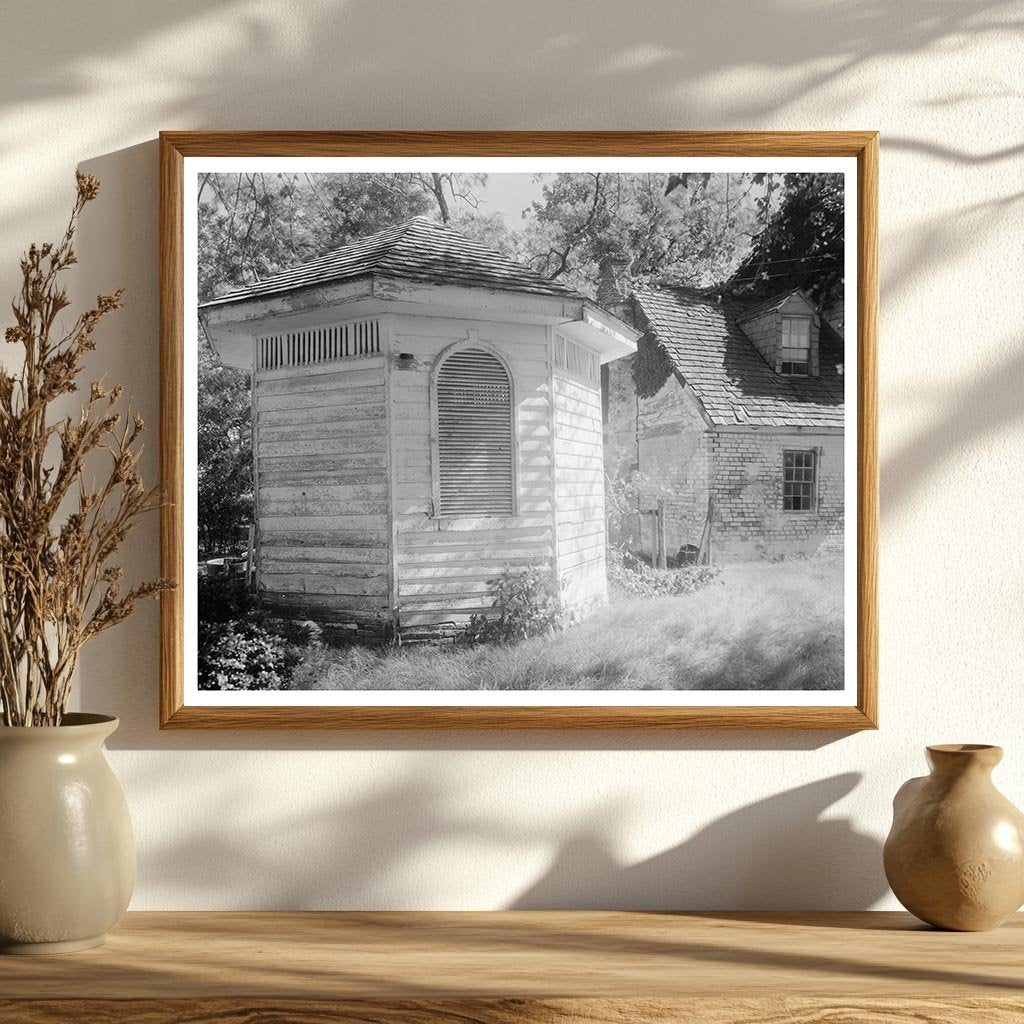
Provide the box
[0,174,173,726]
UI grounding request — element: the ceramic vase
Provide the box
[884,744,1024,931]
[0,713,135,953]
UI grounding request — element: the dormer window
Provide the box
[780,317,811,376]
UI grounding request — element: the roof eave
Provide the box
[199,274,624,369]
[711,421,845,433]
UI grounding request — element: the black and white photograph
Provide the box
[182,155,860,709]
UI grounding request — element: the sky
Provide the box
[471,174,550,229]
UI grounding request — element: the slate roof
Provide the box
[201,217,585,308]
[734,288,814,324]
[633,285,845,429]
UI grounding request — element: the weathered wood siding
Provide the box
[390,316,555,632]
[254,353,392,633]
[552,366,608,618]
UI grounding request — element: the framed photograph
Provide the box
[160,131,877,729]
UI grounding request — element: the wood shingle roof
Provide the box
[201,217,585,308]
[633,285,845,430]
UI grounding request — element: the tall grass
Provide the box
[293,557,843,692]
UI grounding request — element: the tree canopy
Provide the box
[197,172,488,302]
[727,172,844,307]
[521,171,763,296]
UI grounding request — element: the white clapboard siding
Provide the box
[391,324,556,628]
[553,367,608,614]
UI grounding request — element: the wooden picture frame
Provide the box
[160,131,878,729]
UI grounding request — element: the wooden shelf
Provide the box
[1,911,1022,1022]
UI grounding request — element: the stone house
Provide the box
[200,217,637,640]
[603,281,845,563]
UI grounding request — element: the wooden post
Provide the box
[706,494,715,566]
[697,493,714,566]
[245,523,255,588]
[655,500,667,570]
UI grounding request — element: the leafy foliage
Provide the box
[523,172,762,296]
[197,172,486,300]
[729,173,844,306]
[197,574,321,690]
[632,330,676,399]
[606,545,720,599]
[198,618,301,691]
[463,564,564,643]
[197,337,251,556]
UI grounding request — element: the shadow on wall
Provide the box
[1,0,1019,128]
[133,759,885,910]
[0,0,1020,238]
[883,338,1024,513]
[511,774,885,910]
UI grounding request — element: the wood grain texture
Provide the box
[159,131,879,730]
[1,911,1021,999]
[4,998,1024,1024]
[0,912,1021,1023]
[159,135,185,729]
[160,131,879,157]
[857,132,880,730]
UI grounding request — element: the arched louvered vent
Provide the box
[435,348,515,517]
[257,319,380,371]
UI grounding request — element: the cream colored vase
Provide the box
[884,744,1024,931]
[0,713,134,953]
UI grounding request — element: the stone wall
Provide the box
[709,429,844,560]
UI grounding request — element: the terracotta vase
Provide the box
[884,744,1024,931]
[0,713,135,953]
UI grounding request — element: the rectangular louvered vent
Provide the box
[257,319,381,371]
[436,349,515,517]
[553,333,599,384]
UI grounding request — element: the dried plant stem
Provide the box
[0,174,173,726]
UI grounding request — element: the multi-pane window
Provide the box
[435,348,515,516]
[783,450,817,511]
[780,316,811,375]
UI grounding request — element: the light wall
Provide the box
[1,0,1021,910]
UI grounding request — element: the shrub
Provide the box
[197,618,301,691]
[464,564,564,644]
[607,544,720,599]
[197,576,323,690]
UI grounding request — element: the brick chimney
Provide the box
[597,251,633,321]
